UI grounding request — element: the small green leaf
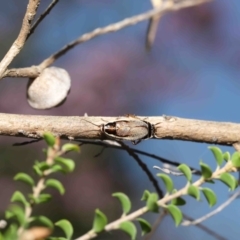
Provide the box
[54,157,75,173]
[201,188,217,207]
[43,132,56,147]
[112,192,131,215]
[199,161,212,179]
[219,173,237,191]
[231,152,240,167]
[166,204,183,226]
[11,191,28,207]
[171,197,186,206]
[119,221,137,240]
[223,152,230,162]
[177,164,192,182]
[208,146,223,166]
[141,190,150,201]
[62,143,80,153]
[48,238,67,240]
[37,216,54,229]
[45,179,65,195]
[34,194,52,204]
[6,205,25,225]
[92,209,108,233]
[55,219,73,239]
[146,193,159,213]
[2,224,18,239]
[33,165,43,176]
[50,164,64,173]
[187,185,200,200]
[35,161,50,171]
[14,173,35,187]
[136,218,151,235]
[157,173,174,193]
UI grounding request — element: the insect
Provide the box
[82,117,154,143]
[103,119,154,142]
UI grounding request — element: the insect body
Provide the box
[102,119,153,142]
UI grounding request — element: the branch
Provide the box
[27,0,59,40]
[75,156,234,240]
[182,190,240,226]
[0,0,40,78]
[1,114,240,146]
[3,0,211,79]
[77,139,201,173]
[119,142,164,198]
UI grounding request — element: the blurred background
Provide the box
[0,0,240,239]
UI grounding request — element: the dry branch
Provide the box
[0,0,40,78]
[2,0,211,79]
[0,113,239,145]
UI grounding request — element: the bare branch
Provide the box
[3,0,211,79]
[182,213,227,240]
[0,0,40,78]
[0,114,240,146]
[76,139,200,172]
[182,190,240,226]
[27,0,59,40]
[146,0,163,50]
[119,142,163,198]
[153,164,199,175]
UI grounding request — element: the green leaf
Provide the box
[171,197,186,206]
[219,173,237,191]
[177,164,192,182]
[199,161,212,179]
[112,192,131,215]
[54,157,75,173]
[43,132,56,147]
[34,194,52,204]
[62,143,80,153]
[136,218,151,235]
[157,173,174,193]
[50,164,64,173]
[187,185,200,200]
[231,152,240,167]
[223,152,230,162]
[5,205,25,225]
[55,219,73,240]
[36,215,54,229]
[35,161,50,171]
[33,165,43,176]
[201,188,217,207]
[141,190,150,201]
[92,209,108,233]
[48,238,67,240]
[45,179,65,195]
[11,191,28,207]
[208,146,223,166]
[146,193,159,213]
[166,204,183,226]
[14,173,35,187]
[2,224,18,240]
[119,221,137,240]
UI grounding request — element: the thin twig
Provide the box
[153,164,199,176]
[76,139,201,174]
[3,0,211,78]
[0,0,40,78]
[146,0,163,50]
[119,142,164,198]
[182,190,240,226]
[144,210,167,240]
[27,0,59,40]
[182,213,227,240]
[75,158,234,240]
